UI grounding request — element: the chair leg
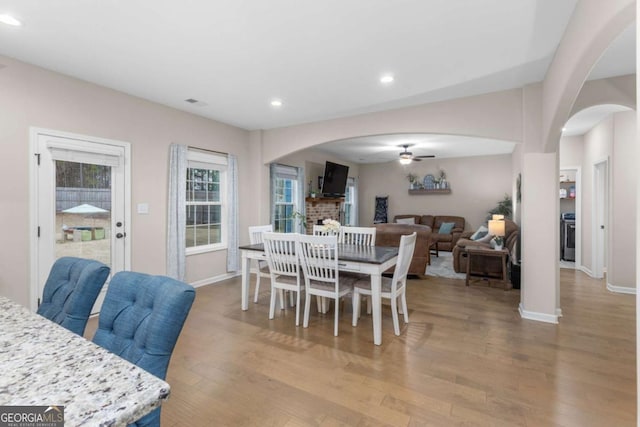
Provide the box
[334,298,339,336]
[366,296,372,314]
[289,290,295,307]
[269,285,277,320]
[253,269,261,303]
[390,296,400,336]
[401,290,409,324]
[279,289,285,310]
[352,289,360,327]
[303,291,311,328]
[295,290,301,326]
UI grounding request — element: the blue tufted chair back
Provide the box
[92,271,195,427]
[37,257,110,336]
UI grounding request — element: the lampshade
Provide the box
[488,219,505,237]
[492,214,505,220]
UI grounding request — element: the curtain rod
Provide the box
[187,145,228,156]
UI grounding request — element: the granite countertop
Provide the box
[0,296,170,426]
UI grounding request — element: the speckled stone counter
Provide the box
[0,296,170,426]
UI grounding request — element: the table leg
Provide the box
[370,272,382,346]
[241,253,250,310]
[502,253,508,290]
[465,252,471,286]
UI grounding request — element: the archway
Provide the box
[559,103,636,295]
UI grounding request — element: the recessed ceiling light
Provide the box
[561,127,567,132]
[380,74,394,84]
[270,99,283,107]
[0,14,22,26]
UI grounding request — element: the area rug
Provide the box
[425,252,466,280]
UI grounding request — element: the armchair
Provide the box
[93,271,195,427]
[421,215,466,251]
[374,223,431,275]
[453,219,519,274]
[37,257,110,336]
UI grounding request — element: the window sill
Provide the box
[186,244,227,256]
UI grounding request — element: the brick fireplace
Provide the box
[304,197,343,234]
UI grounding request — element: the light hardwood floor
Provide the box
[87,269,636,426]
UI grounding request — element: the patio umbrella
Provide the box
[61,204,110,233]
[62,204,109,214]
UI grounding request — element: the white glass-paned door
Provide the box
[33,131,130,314]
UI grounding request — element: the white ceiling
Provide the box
[0,1,634,163]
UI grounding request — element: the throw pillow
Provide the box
[438,222,455,234]
[396,217,415,225]
[470,225,489,241]
[477,233,494,243]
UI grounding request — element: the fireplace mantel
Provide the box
[304,197,344,233]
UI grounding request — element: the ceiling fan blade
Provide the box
[412,158,422,162]
[415,155,435,159]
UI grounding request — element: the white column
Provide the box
[520,152,560,323]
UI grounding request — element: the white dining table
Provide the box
[0,295,170,426]
[239,242,399,346]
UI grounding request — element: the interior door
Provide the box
[593,160,608,278]
[32,130,130,313]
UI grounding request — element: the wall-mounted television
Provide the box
[321,161,349,197]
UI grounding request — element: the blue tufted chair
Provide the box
[92,271,195,427]
[37,257,110,336]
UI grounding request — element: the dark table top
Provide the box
[239,242,398,265]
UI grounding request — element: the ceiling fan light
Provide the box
[399,157,412,165]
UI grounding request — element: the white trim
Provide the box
[190,272,240,288]
[518,303,559,324]
[606,283,637,295]
[186,243,228,256]
[556,308,563,317]
[578,265,594,277]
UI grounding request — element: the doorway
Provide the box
[30,129,131,313]
[559,167,581,269]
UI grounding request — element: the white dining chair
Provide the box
[262,232,303,326]
[297,234,355,336]
[339,226,376,314]
[248,224,273,303]
[352,232,416,336]
[339,226,376,246]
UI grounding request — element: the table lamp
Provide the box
[488,219,505,250]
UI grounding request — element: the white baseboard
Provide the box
[519,303,559,324]
[577,265,593,277]
[190,272,240,288]
[606,283,637,295]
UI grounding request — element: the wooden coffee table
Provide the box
[464,246,511,290]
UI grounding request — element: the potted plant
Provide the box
[487,194,513,220]
[406,173,418,189]
[292,211,307,230]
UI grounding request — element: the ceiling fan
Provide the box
[399,144,435,164]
